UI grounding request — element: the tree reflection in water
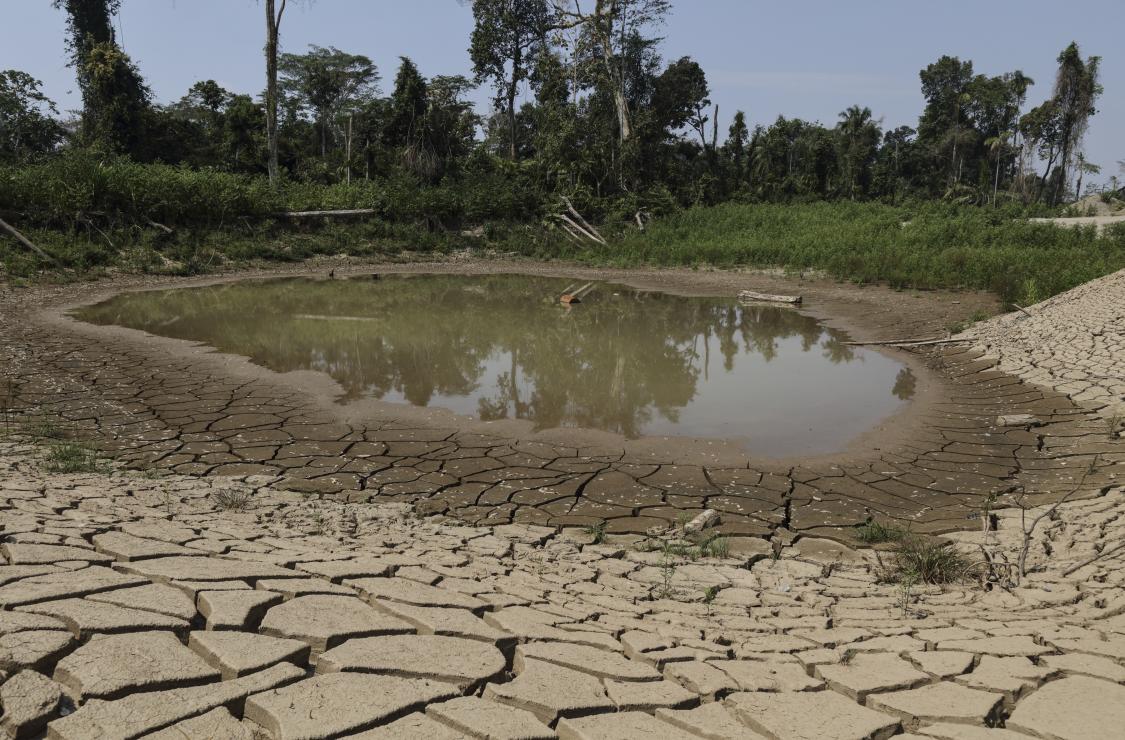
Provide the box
[79,274,914,450]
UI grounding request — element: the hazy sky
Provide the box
[4,0,1122,181]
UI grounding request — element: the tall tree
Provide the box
[280,45,378,157]
[724,110,749,182]
[551,0,669,142]
[264,0,287,186]
[385,57,428,151]
[470,0,551,160]
[1048,42,1102,204]
[836,105,880,199]
[0,70,65,161]
[54,0,149,152]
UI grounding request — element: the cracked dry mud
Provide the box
[0,262,1122,738]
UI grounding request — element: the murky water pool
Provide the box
[76,274,915,456]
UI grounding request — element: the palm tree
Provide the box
[836,105,878,199]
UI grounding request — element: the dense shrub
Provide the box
[0,150,282,228]
[1,154,1121,308]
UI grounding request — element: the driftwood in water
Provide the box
[278,209,377,218]
[0,217,57,265]
[561,282,595,305]
[738,289,802,305]
[841,337,973,347]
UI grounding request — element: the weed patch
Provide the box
[43,442,104,473]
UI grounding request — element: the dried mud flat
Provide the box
[0,260,1122,738]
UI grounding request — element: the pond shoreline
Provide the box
[1,256,1115,541]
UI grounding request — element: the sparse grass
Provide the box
[697,532,730,558]
[211,488,253,511]
[25,414,68,441]
[43,442,104,473]
[884,536,971,585]
[1107,414,1122,441]
[947,308,992,335]
[854,519,908,544]
[582,520,608,545]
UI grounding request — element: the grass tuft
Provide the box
[885,536,971,585]
[43,442,104,473]
[212,488,253,511]
[582,520,608,545]
[854,519,908,544]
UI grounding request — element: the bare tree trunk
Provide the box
[264,0,287,188]
[993,155,1001,206]
[507,82,518,161]
[346,114,353,184]
[508,42,521,161]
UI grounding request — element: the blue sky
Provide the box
[4,0,1122,182]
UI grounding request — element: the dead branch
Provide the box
[78,218,116,250]
[0,217,58,265]
[555,213,603,244]
[278,209,377,218]
[560,196,607,244]
[1016,454,1099,581]
[1062,540,1125,577]
[554,216,592,244]
[147,219,174,234]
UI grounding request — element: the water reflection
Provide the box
[77,274,913,455]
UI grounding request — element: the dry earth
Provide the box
[0,260,1122,738]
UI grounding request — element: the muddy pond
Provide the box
[76,274,915,457]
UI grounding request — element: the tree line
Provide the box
[0,0,1112,222]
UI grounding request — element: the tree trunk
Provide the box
[346,114,353,184]
[264,0,287,188]
[507,41,521,161]
[507,82,517,160]
[993,155,1001,206]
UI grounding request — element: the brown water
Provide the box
[76,274,915,456]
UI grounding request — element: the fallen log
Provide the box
[841,337,973,347]
[738,290,802,305]
[278,209,377,218]
[560,196,607,245]
[294,314,377,322]
[147,219,174,234]
[0,217,58,265]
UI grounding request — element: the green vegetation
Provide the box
[854,518,909,545]
[884,536,972,585]
[2,2,1120,305]
[570,202,1125,305]
[43,442,104,473]
[582,520,608,545]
